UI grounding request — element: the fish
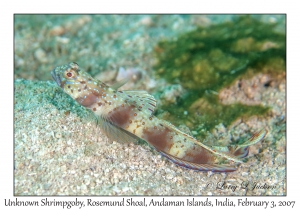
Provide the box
[51,62,268,172]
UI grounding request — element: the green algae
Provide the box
[153,15,285,138]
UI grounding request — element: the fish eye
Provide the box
[65,70,77,79]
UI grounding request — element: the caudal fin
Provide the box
[232,129,268,158]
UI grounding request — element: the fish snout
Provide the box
[51,69,62,87]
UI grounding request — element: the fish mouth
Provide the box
[51,69,62,87]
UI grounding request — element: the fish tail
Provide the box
[234,129,268,153]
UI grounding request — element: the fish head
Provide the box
[51,62,84,86]
[51,62,105,107]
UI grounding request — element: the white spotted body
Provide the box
[51,62,268,172]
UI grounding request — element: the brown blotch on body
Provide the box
[107,105,133,128]
[143,127,173,151]
[183,146,214,164]
[76,91,101,107]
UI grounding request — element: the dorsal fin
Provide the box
[123,90,157,116]
[110,78,130,90]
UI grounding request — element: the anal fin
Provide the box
[159,151,237,172]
